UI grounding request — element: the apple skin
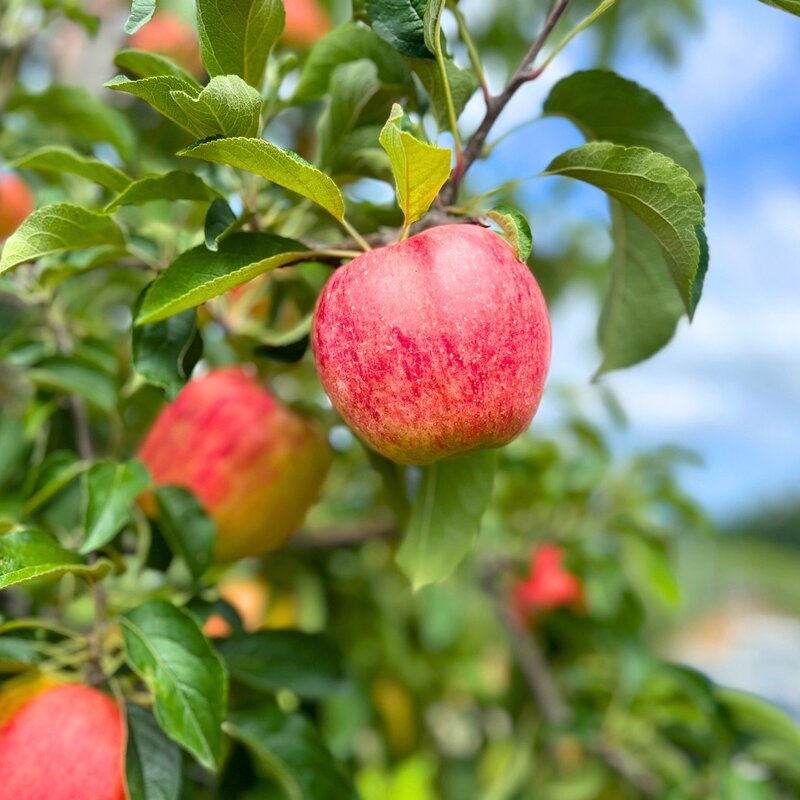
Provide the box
[513,544,583,620]
[138,367,332,561]
[0,683,125,800]
[284,0,330,46]
[128,11,204,77]
[311,224,551,465]
[0,172,34,240]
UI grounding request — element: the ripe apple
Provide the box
[203,575,268,637]
[284,0,330,46]
[138,367,332,561]
[128,11,204,77]
[0,171,34,240]
[513,544,583,619]
[0,682,125,800]
[312,224,551,465]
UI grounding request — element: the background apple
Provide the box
[203,575,269,637]
[312,224,551,465]
[513,544,584,620]
[128,11,204,77]
[0,171,34,240]
[138,367,332,561]
[0,682,124,800]
[284,0,330,46]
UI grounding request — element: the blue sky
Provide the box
[454,0,800,521]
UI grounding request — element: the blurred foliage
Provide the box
[1,0,798,799]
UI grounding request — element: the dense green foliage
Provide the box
[1,0,799,798]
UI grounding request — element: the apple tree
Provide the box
[1,0,799,798]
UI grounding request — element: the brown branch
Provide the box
[289,518,397,550]
[440,0,572,206]
[481,559,661,798]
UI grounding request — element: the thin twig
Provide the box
[441,0,572,205]
[482,559,570,725]
[481,559,661,798]
[289,519,396,550]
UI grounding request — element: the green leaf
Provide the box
[125,704,182,800]
[542,70,705,188]
[28,356,118,413]
[179,137,345,221]
[124,0,156,34]
[121,600,227,771]
[132,307,202,395]
[379,104,451,228]
[204,198,238,251]
[422,0,446,53]
[293,23,413,102]
[196,0,284,89]
[718,688,800,748]
[486,205,533,262]
[0,204,125,274]
[0,527,112,590]
[410,57,478,132]
[135,233,309,325]
[0,637,43,669]
[227,706,357,800]
[318,60,382,169]
[217,630,345,698]
[367,0,432,58]
[7,85,136,158]
[105,74,206,136]
[253,314,312,363]
[81,459,151,554]
[13,146,131,192]
[543,142,704,315]
[104,171,221,212]
[114,49,201,81]
[396,449,496,589]
[170,75,263,138]
[597,205,686,374]
[22,454,88,516]
[153,486,216,581]
[759,0,800,17]
[541,69,708,373]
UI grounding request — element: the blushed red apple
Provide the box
[284,0,330,46]
[513,544,583,620]
[312,224,551,465]
[0,681,125,800]
[128,11,204,77]
[0,171,34,240]
[138,367,331,561]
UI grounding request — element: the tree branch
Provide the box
[481,559,662,798]
[441,0,572,206]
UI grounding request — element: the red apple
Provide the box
[138,367,332,561]
[513,544,583,619]
[0,172,35,240]
[284,0,330,46]
[0,682,125,800]
[311,224,551,465]
[128,11,204,77]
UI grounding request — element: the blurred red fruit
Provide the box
[284,0,330,46]
[0,682,125,800]
[513,544,583,619]
[128,11,204,77]
[0,172,35,240]
[138,367,331,561]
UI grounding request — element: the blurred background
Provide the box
[2,0,799,795]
